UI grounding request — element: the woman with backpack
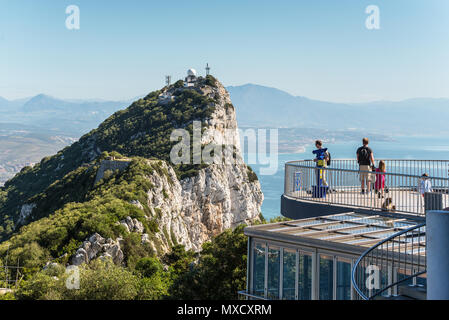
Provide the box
[313,140,330,187]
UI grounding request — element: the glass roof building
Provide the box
[243,212,426,300]
[239,159,448,300]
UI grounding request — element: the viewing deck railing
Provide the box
[351,223,426,300]
[284,160,449,216]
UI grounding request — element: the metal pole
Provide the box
[427,210,449,300]
[246,237,251,298]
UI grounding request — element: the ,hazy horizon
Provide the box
[1,0,448,102]
[2,82,449,105]
[2,83,449,138]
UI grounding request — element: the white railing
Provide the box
[284,160,449,216]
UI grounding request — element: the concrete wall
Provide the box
[281,194,350,219]
[281,194,426,223]
[94,160,131,184]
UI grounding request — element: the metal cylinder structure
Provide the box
[427,210,449,300]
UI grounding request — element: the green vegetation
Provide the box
[168,225,247,300]
[204,75,218,87]
[0,158,157,272]
[0,77,266,300]
[0,83,219,241]
[15,259,159,300]
[247,165,258,183]
[10,223,254,300]
[0,142,88,240]
[93,89,215,163]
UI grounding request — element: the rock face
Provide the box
[120,216,144,234]
[18,203,36,225]
[142,80,263,252]
[145,160,263,253]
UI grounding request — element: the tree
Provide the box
[67,259,139,300]
[135,257,163,278]
[169,224,247,300]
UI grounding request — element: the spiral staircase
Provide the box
[351,223,427,300]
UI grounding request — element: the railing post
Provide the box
[427,210,449,300]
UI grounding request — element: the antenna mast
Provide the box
[165,75,172,87]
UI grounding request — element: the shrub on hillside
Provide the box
[168,225,247,300]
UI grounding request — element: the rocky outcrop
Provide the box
[119,216,144,234]
[71,233,124,266]
[70,219,152,266]
[139,160,262,253]
[0,288,13,296]
[18,203,36,225]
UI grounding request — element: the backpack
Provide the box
[358,147,370,164]
[326,151,331,166]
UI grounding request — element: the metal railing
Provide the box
[351,223,426,300]
[284,159,449,216]
[0,265,23,290]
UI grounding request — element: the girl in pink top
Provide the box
[375,160,386,198]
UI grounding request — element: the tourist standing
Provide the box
[313,140,329,186]
[418,173,432,196]
[356,138,375,195]
[418,173,433,211]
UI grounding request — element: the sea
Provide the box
[244,135,449,220]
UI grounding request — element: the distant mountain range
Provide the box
[0,95,134,184]
[0,94,133,135]
[227,84,449,134]
[1,84,448,184]
[2,85,449,136]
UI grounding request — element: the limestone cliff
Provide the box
[75,78,263,258]
[144,160,262,253]
[145,78,263,251]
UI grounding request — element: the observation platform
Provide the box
[282,159,449,219]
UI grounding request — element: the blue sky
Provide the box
[0,0,448,102]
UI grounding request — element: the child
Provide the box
[418,173,432,197]
[375,160,386,199]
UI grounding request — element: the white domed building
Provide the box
[184,68,197,87]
